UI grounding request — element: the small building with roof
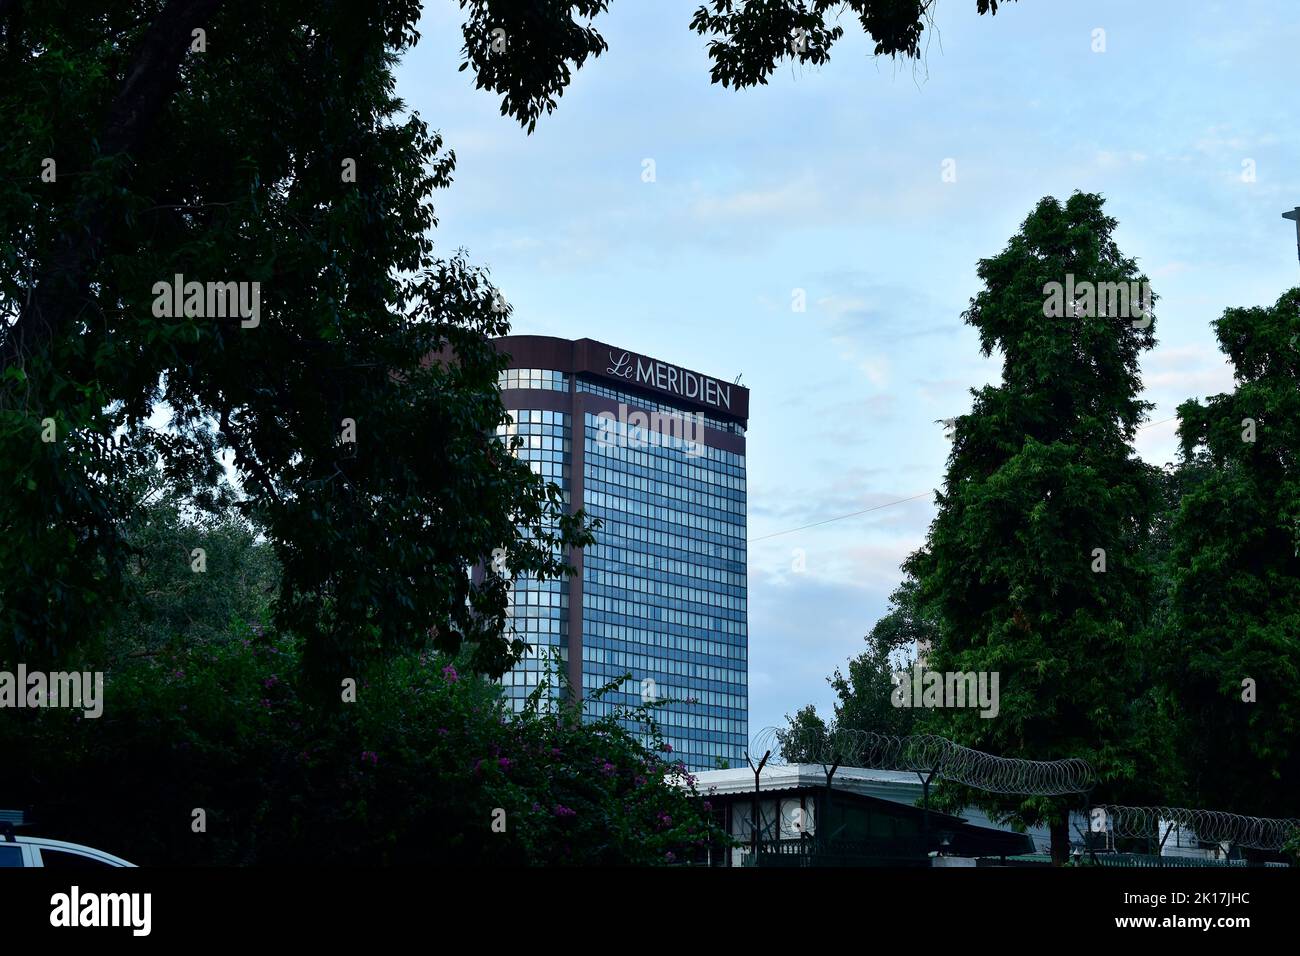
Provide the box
[690,764,1041,867]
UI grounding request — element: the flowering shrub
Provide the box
[0,630,727,865]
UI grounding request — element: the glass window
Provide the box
[39,848,114,868]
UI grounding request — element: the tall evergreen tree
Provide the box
[1166,288,1300,817]
[906,192,1162,862]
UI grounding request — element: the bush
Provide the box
[0,631,726,865]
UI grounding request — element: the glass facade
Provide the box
[495,407,571,712]
[494,356,748,771]
[577,378,745,436]
[498,368,570,392]
[580,409,748,770]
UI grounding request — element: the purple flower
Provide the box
[553,805,577,819]
[361,751,379,766]
[171,669,185,680]
[260,698,271,708]
[600,761,617,777]
[442,664,459,683]
[262,675,279,689]
[702,800,713,812]
[664,851,676,863]
[498,757,512,771]
[660,743,673,754]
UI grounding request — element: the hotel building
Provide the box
[493,336,749,771]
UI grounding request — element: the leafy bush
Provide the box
[0,631,726,865]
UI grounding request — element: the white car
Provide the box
[1,813,134,868]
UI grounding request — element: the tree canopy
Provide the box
[1166,289,1300,817]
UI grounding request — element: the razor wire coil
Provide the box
[749,725,1096,796]
[1096,805,1300,852]
[746,726,1299,851]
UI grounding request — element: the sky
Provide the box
[395,0,1300,736]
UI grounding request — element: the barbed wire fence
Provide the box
[742,725,1300,855]
[1095,805,1300,853]
[751,724,1096,796]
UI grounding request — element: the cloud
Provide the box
[746,572,888,733]
[688,173,824,223]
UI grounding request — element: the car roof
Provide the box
[15,836,136,867]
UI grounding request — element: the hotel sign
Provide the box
[574,339,747,419]
[605,350,734,411]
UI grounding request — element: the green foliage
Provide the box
[99,483,279,659]
[0,479,714,864]
[827,579,927,738]
[782,204,1300,847]
[457,0,611,132]
[0,635,724,865]
[1165,288,1300,816]
[901,193,1164,849]
[1284,827,1300,866]
[0,1,594,681]
[778,703,828,762]
[689,0,1015,90]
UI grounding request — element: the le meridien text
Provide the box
[0,665,103,718]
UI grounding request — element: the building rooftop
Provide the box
[690,763,1063,853]
[693,764,924,798]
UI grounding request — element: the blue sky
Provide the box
[396,0,1300,735]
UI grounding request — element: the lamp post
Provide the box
[1283,207,1300,267]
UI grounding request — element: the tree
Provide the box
[1,0,1023,679]
[827,579,928,738]
[1165,288,1300,817]
[905,192,1162,863]
[778,703,829,762]
[99,479,279,661]
[688,0,1014,91]
[0,1,592,684]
